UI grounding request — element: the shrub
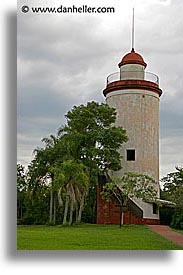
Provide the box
[170,209,183,229]
[159,207,174,225]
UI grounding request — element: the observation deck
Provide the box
[103,71,162,97]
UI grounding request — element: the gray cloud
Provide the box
[17,0,183,177]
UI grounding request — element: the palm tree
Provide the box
[33,134,63,224]
[53,160,89,225]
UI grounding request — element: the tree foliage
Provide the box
[101,172,158,227]
[17,164,27,192]
[17,164,27,221]
[51,160,89,224]
[17,101,128,225]
[161,167,183,208]
[60,101,128,173]
[101,172,157,204]
[161,167,183,229]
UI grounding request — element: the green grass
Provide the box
[17,224,183,250]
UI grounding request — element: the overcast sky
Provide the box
[17,0,183,178]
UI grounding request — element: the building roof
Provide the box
[118,48,147,68]
[145,198,176,208]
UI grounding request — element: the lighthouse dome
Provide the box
[118,48,147,68]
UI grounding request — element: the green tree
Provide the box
[23,177,50,225]
[17,164,27,221]
[31,134,67,224]
[161,167,183,229]
[23,101,128,225]
[59,101,128,223]
[101,172,158,227]
[59,101,128,175]
[51,160,89,225]
[161,167,183,208]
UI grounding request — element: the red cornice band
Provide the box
[103,79,162,97]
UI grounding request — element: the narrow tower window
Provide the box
[127,149,135,161]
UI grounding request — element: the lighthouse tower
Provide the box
[104,48,162,184]
[101,47,162,223]
[97,10,163,225]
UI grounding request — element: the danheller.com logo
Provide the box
[20,4,115,14]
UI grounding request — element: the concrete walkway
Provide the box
[148,225,183,247]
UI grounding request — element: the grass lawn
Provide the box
[17,224,183,250]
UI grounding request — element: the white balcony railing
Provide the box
[106,71,159,85]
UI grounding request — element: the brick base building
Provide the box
[97,177,160,225]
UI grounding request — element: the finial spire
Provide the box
[132,8,135,51]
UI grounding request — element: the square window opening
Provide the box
[127,149,135,161]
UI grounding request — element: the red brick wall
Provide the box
[97,183,120,224]
[123,211,160,225]
[97,184,160,225]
